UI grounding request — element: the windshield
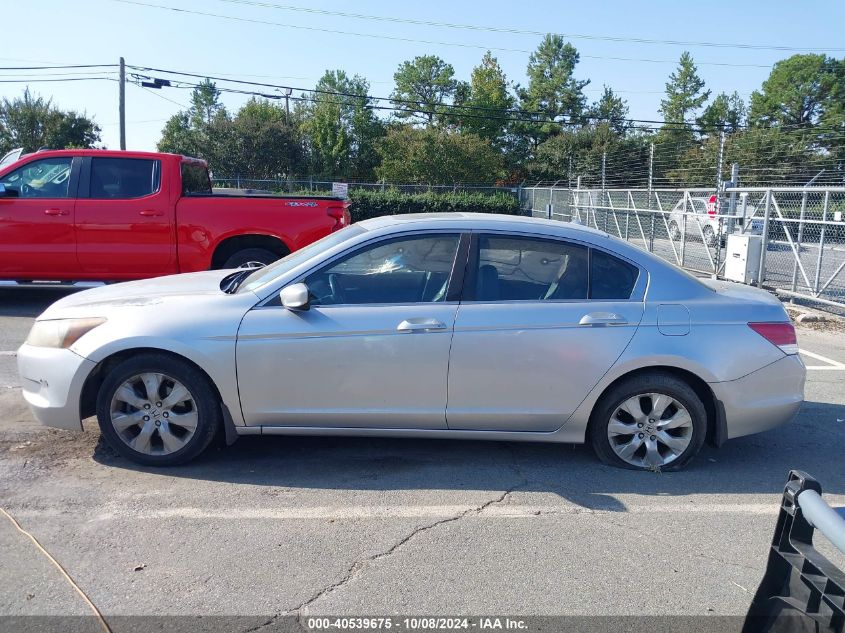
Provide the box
[237,225,367,294]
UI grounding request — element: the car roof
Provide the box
[359,212,611,239]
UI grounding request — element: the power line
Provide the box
[0,77,119,84]
[0,64,119,70]
[209,0,845,53]
[110,0,774,68]
[126,63,716,130]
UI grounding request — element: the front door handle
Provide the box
[397,318,447,333]
[579,312,628,326]
[44,208,69,216]
[139,209,163,217]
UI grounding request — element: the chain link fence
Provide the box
[522,184,845,313]
[212,177,519,198]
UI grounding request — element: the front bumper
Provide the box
[17,344,96,431]
[711,354,806,440]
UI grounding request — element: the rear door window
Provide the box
[90,158,160,199]
[472,236,589,301]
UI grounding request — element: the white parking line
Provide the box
[800,349,845,371]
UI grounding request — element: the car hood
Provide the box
[38,270,236,319]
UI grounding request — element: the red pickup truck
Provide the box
[0,149,350,282]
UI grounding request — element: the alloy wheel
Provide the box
[607,392,694,468]
[109,372,198,456]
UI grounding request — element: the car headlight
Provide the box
[26,318,107,349]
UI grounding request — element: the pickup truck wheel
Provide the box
[96,353,221,466]
[589,372,707,471]
[223,248,279,270]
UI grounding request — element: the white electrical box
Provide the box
[725,234,763,284]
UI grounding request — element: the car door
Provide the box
[446,233,645,432]
[74,156,176,276]
[236,232,467,429]
[0,155,80,278]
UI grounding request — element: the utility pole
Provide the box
[119,57,126,150]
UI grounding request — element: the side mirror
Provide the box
[280,282,310,310]
[0,184,6,197]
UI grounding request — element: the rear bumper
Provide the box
[17,344,96,431]
[711,354,806,440]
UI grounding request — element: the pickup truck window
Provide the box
[90,158,160,199]
[0,157,73,198]
[181,161,212,195]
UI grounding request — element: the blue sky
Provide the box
[3,0,844,151]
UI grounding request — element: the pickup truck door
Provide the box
[0,155,80,278]
[75,156,177,277]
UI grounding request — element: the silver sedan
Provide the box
[17,214,805,470]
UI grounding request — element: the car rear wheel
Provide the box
[589,372,707,471]
[222,247,279,270]
[96,353,221,466]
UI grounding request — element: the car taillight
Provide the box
[707,194,718,217]
[327,206,348,232]
[748,322,798,355]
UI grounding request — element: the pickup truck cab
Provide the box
[0,149,350,281]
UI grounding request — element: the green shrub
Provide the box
[348,188,521,223]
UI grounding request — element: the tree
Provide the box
[454,51,514,144]
[0,89,100,153]
[158,79,231,171]
[226,99,302,180]
[516,35,590,148]
[305,70,384,180]
[749,54,841,128]
[391,55,458,126]
[697,91,746,135]
[659,52,710,130]
[376,126,504,183]
[189,79,227,128]
[588,86,630,135]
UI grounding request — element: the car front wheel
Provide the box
[96,353,221,466]
[589,372,707,471]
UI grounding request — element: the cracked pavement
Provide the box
[1,287,844,625]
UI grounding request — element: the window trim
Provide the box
[81,157,162,200]
[257,230,469,309]
[462,230,645,304]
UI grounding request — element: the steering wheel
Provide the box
[20,184,31,197]
[328,273,346,304]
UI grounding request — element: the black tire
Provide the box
[96,353,221,466]
[222,247,279,270]
[703,225,717,247]
[589,371,707,471]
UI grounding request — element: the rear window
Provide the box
[181,161,212,195]
[90,158,160,199]
[590,249,639,300]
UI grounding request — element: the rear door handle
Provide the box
[44,208,69,216]
[139,209,163,217]
[397,318,447,333]
[579,312,628,326]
